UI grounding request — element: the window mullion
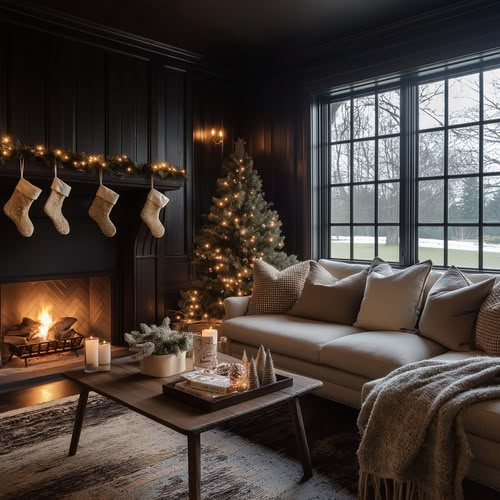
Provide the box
[349,98,354,260]
[400,78,417,266]
[479,70,484,269]
[443,80,449,267]
[374,94,379,258]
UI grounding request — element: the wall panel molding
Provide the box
[0,5,230,327]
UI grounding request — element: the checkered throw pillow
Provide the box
[247,260,311,315]
[475,283,500,355]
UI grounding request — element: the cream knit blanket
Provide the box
[357,357,500,500]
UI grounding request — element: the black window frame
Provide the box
[327,87,403,263]
[315,57,500,271]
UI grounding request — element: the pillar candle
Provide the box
[194,328,218,370]
[84,336,99,373]
[201,327,218,344]
[98,340,111,371]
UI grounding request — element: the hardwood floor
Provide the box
[1,380,499,499]
[0,378,80,413]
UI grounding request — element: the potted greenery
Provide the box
[124,317,193,377]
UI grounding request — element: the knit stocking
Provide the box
[88,185,119,237]
[140,188,169,238]
[3,178,42,237]
[44,177,72,235]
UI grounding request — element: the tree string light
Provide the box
[178,138,297,321]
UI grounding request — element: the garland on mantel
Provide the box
[0,136,187,180]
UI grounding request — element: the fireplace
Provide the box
[1,275,112,366]
[0,162,184,376]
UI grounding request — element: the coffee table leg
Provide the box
[188,433,201,500]
[288,397,313,481]
[69,387,89,456]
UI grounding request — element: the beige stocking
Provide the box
[140,188,169,238]
[88,185,119,237]
[44,177,71,235]
[3,177,42,237]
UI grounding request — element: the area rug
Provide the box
[0,393,359,499]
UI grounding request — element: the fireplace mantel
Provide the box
[0,161,185,191]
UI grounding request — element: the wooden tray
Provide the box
[162,374,293,412]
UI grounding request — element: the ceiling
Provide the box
[25,0,462,62]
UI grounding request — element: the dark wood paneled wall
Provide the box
[0,8,230,329]
[238,1,500,261]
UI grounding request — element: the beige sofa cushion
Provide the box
[475,284,500,355]
[354,260,432,331]
[431,351,486,362]
[320,331,447,380]
[419,266,495,351]
[289,262,368,324]
[220,314,362,363]
[247,260,310,315]
[318,259,368,279]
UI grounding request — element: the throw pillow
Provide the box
[247,260,311,315]
[288,261,369,324]
[354,258,432,331]
[475,283,500,355]
[419,266,495,351]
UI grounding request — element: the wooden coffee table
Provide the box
[63,354,323,500]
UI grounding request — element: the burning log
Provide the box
[48,317,78,341]
[2,316,78,342]
[2,317,42,338]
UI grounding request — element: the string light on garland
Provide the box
[0,137,186,180]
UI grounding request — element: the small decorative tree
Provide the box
[248,357,260,390]
[179,139,297,320]
[262,348,277,385]
[255,344,267,383]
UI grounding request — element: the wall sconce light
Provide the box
[210,128,224,145]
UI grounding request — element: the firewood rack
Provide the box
[6,331,85,367]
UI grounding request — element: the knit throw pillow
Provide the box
[289,261,368,324]
[354,258,432,331]
[419,266,495,351]
[247,260,311,315]
[475,283,500,355]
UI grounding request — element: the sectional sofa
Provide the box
[220,259,500,491]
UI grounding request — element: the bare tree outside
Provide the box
[328,67,500,269]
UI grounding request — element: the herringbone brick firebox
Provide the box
[0,275,112,365]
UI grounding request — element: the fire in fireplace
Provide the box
[0,276,112,367]
[3,313,85,367]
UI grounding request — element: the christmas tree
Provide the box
[179,139,297,320]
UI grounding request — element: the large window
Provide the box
[329,91,401,261]
[320,63,500,270]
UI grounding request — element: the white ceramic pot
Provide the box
[139,351,187,377]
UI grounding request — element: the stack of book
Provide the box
[175,371,235,401]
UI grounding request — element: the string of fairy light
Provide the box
[182,157,284,319]
[0,137,186,179]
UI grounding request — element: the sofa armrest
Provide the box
[224,296,250,319]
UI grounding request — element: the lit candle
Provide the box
[98,340,111,371]
[194,328,219,370]
[202,327,218,344]
[84,336,99,373]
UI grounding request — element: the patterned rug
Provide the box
[0,393,359,499]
